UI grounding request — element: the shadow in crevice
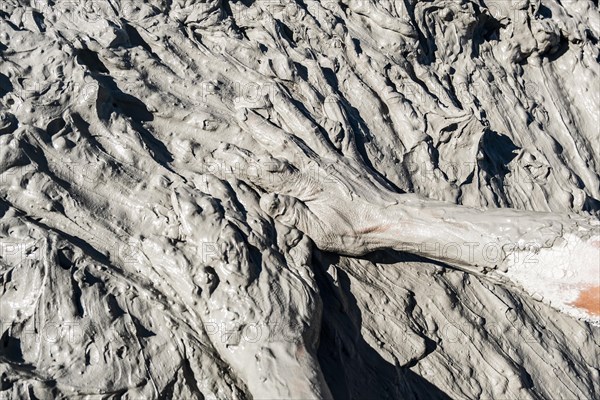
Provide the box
[0,72,13,98]
[363,247,457,273]
[74,48,174,169]
[471,12,502,58]
[92,75,174,167]
[76,49,109,73]
[477,129,519,205]
[0,330,24,364]
[314,252,451,400]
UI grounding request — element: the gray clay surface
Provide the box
[0,1,599,399]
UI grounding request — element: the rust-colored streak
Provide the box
[572,285,600,316]
[358,225,391,234]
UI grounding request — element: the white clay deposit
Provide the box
[0,0,599,399]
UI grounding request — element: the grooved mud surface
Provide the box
[0,1,599,399]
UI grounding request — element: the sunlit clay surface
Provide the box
[0,1,599,399]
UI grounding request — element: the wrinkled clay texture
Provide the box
[0,1,598,399]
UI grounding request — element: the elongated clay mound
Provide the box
[0,1,599,399]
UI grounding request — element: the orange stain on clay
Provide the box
[358,225,392,234]
[572,285,600,316]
